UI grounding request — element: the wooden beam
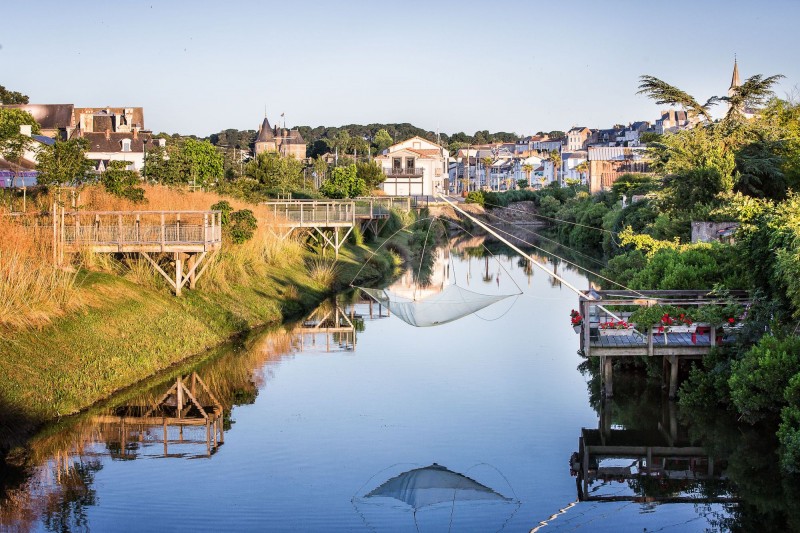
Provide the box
[140,251,177,291]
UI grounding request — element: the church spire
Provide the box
[730,56,740,89]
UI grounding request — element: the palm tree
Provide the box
[548,149,562,186]
[522,163,534,188]
[481,156,493,190]
[575,161,588,184]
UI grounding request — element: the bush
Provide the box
[729,335,800,424]
[465,191,484,206]
[229,209,257,244]
[211,200,233,226]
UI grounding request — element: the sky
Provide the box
[3,0,799,138]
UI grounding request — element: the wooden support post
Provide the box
[647,327,654,357]
[52,202,57,265]
[176,377,184,416]
[603,356,613,398]
[668,355,679,399]
[188,254,197,289]
[160,212,165,251]
[174,253,183,297]
[118,214,123,246]
[163,419,168,456]
[135,213,140,242]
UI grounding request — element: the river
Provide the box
[0,240,795,531]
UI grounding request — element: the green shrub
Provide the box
[229,209,257,244]
[211,200,233,226]
[729,335,800,424]
[465,191,484,206]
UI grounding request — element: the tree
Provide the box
[719,74,785,122]
[548,149,562,186]
[522,164,534,187]
[481,156,493,190]
[0,85,29,104]
[355,161,385,191]
[0,108,40,165]
[373,129,393,153]
[182,138,223,187]
[320,164,366,198]
[637,75,718,122]
[36,137,94,186]
[245,152,304,193]
[575,161,588,183]
[101,161,145,202]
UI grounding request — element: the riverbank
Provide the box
[0,234,397,447]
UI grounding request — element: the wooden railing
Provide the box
[262,197,412,225]
[58,210,223,249]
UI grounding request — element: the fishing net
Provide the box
[358,284,514,328]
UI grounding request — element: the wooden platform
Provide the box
[589,331,736,357]
[262,197,412,256]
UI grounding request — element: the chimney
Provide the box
[133,128,138,140]
[105,128,111,141]
[19,124,32,137]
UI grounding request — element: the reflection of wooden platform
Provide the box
[574,428,734,504]
[92,372,224,458]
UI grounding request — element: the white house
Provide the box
[375,136,449,196]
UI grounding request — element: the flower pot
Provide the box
[667,325,695,333]
[572,324,582,334]
[599,328,634,336]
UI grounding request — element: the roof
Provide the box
[730,58,740,89]
[32,135,56,146]
[80,132,149,153]
[3,104,74,130]
[588,146,648,161]
[255,117,274,143]
[279,128,305,145]
[73,107,146,130]
[568,127,590,134]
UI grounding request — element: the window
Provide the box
[392,157,402,172]
[406,157,415,171]
[121,139,131,152]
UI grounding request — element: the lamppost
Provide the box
[142,136,149,181]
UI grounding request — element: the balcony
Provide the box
[386,167,423,178]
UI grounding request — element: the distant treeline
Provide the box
[197,124,566,157]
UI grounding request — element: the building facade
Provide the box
[375,136,448,196]
[254,117,306,159]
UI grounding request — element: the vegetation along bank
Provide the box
[0,184,411,448]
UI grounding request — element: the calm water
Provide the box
[0,243,763,532]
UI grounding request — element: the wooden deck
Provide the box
[52,208,223,295]
[589,330,736,357]
[261,197,412,256]
[577,290,750,399]
[58,210,223,254]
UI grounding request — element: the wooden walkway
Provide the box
[577,290,750,399]
[53,207,223,295]
[262,197,412,255]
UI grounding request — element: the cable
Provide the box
[482,209,608,268]
[484,201,620,237]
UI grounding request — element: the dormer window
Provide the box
[121,139,132,152]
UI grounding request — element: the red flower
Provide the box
[728,317,735,324]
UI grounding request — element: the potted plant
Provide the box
[570,309,583,333]
[598,319,633,336]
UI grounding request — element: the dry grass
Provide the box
[307,257,340,287]
[0,215,81,329]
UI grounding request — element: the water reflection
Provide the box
[353,463,520,532]
[92,372,224,459]
[571,397,734,504]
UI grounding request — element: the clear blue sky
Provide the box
[3,0,798,137]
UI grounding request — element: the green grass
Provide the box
[0,240,397,427]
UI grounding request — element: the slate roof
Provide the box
[2,104,74,130]
[81,132,149,153]
[255,117,275,142]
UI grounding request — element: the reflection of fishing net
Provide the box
[354,217,521,328]
[359,285,514,328]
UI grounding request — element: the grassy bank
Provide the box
[0,185,400,435]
